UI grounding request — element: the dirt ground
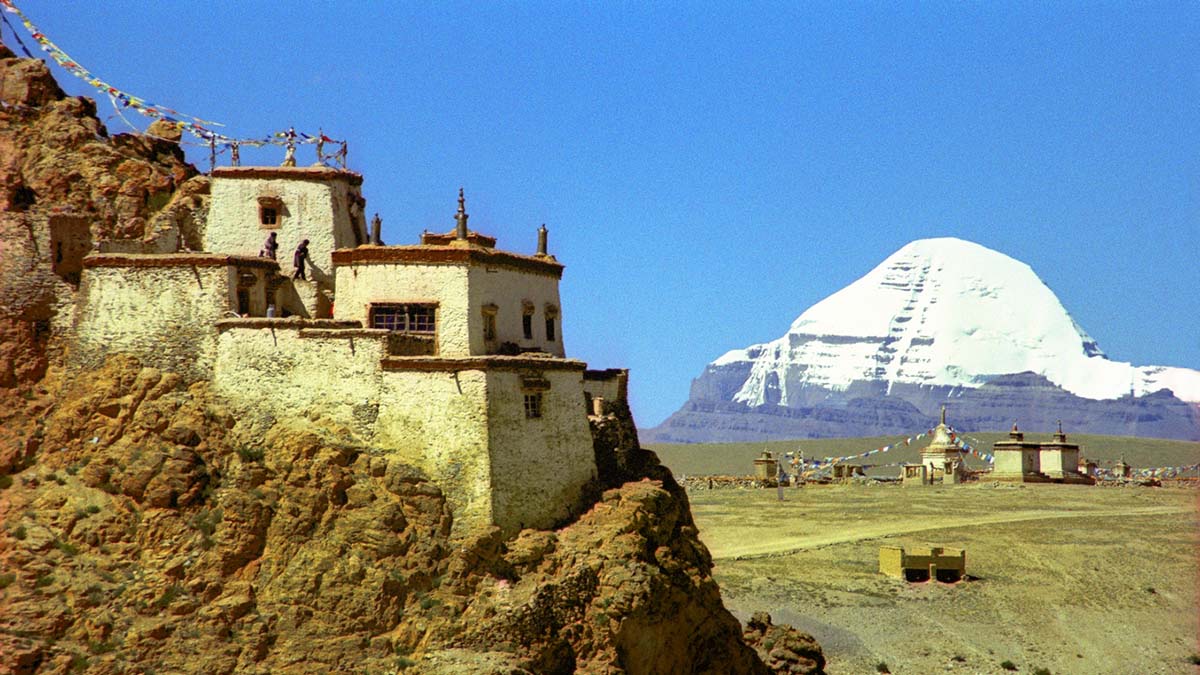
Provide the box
[686,482,1199,675]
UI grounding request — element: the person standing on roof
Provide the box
[260,232,279,260]
[292,239,310,280]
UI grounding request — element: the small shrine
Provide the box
[991,423,1050,483]
[1039,420,1094,484]
[753,451,779,481]
[919,405,966,484]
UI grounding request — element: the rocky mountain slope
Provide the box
[0,48,823,673]
[1,357,822,674]
[646,238,1200,443]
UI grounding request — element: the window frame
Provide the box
[481,303,498,342]
[257,195,284,229]
[369,302,439,336]
[521,300,535,340]
[523,392,543,419]
[544,304,559,342]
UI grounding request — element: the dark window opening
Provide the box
[49,215,90,287]
[522,314,533,339]
[904,568,930,583]
[483,312,497,341]
[545,317,556,341]
[237,289,251,316]
[260,207,278,226]
[524,393,543,419]
[935,570,962,583]
[370,304,437,334]
[12,186,36,212]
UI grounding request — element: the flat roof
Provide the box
[83,253,280,270]
[382,354,587,372]
[332,245,564,279]
[211,165,364,186]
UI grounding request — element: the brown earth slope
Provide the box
[0,49,824,674]
[0,356,823,674]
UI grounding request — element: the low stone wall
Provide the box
[678,475,780,490]
[213,322,388,436]
[72,262,235,381]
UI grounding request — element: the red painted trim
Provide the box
[332,245,564,278]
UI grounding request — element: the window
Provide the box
[544,304,559,342]
[370,303,437,334]
[482,304,498,341]
[258,195,283,229]
[524,393,543,419]
[522,300,535,340]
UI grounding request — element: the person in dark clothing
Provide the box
[260,232,279,260]
[292,239,310,280]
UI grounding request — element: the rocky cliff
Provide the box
[0,356,822,674]
[0,43,206,405]
[0,49,824,674]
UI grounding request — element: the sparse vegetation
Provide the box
[34,574,54,588]
[88,639,118,655]
[86,504,101,514]
[1189,654,1200,665]
[154,584,184,609]
[1033,668,1052,675]
[54,539,80,556]
[875,662,890,673]
[13,525,26,540]
[687,482,1196,673]
[237,446,265,463]
[191,507,223,548]
[1000,660,1018,671]
[0,474,12,489]
[0,573,15,589]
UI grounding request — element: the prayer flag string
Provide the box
[1,0,348,168]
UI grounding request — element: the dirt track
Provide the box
[689,484,1199,675]
[710,504,1192,560]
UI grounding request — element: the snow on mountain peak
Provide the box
[714,238,1200,405]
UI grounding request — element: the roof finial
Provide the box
[537,223,548,256]
[455,188,469,240]
[1057,419,1063,434]
[940,404,946,426]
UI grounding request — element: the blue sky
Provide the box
[9,1,1197,427]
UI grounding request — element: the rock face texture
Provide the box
[0,51,824,674]
[0,44,205,404]
[0,356,824,674]
[646,238,1200,443]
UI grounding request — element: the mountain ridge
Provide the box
[645,237,1200,443]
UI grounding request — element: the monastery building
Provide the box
[69,165,627,536]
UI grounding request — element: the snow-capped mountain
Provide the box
[645,238,1200,443]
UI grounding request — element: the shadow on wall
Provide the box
[275,282,310,318]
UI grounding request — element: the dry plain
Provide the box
[682,482,1198,675]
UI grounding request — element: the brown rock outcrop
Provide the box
[0,47,207,410]
[0,357,824,674]
[0,49,825,674]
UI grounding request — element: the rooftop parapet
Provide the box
[83,252,280,270]
[331,245,564,279]
[211,165,363,185]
